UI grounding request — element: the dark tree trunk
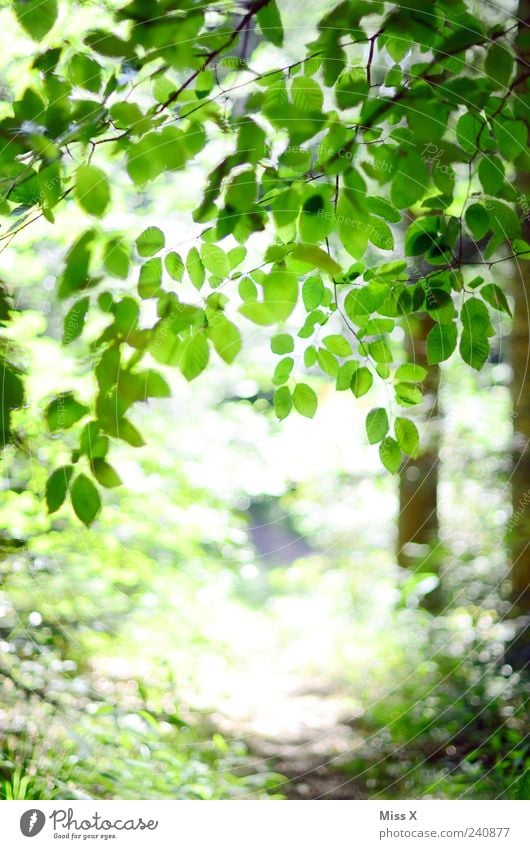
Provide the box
[503,0,530,670]
[506,199,530,664]
[510,246,530,615]
[398,313,443,612]
[510,0,530,616]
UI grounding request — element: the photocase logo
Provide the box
[20,809,46,837]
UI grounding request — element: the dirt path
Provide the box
[252,731,368,799]
[213,673,369,799]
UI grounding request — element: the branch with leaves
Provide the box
[0,0,529,524]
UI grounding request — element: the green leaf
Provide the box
[110,296,140,337]
[405,218,439,257]
[127,133,169,185]
[494,118,527,161]
[459,326,489,370]
[226,170,257,211]
[110,101,147,132]
[316,349,338,377]
[366,196,401,224]
[79,421,108,460]
[368,340,392,364]
[385,65,402,87]
[512,239,530,259]
[95,347,120,391]
[304,345,318,368]
[335,189,369,257]
[456,112,484,155]
[367,214,394,251]
[1,366,23,437]
[299,195,333,243]
[298,309,325,338]
[67,53,102,93]
[323,334,352,357]
[365,318,394,335]
[395,382,423,407]
[292,383,317,418]
[395,417,420,459]
[425,289,453,316]
[336,360,356,390]
[465,203,489,240]
[274,386,292,420]
[46,393,89,432]
[271,333,294,354]
[186,247,205,290]
[114,418,145,447]
[239,302,277,325]
[262,269,298,321]
[104,238,130,279]
[237,277,258,304]
[461,297,493,333]
[45,465,74,514]
[366,407,389,444]
[75,165,110,218]
[485,42,514,89]
[14,0,57,39]
[351,366,373,397]
[302,277,324,311]
[391,150,428,209]
[229,246,247,270]
[165,251,184,281]
[379,436,401,474]
[208,315,242,364]
[201,243,230,278]
[136,226,165,257]
[256,0,283,46]
[63,297,89,345]
[291,76,323,113]
[92,459,121,489]
[195,69,215,97]
[291,244,341,275]
[478,155,505,195]
[426,322,457,364]
[335,67,368,110]
[85,30,133,58]
[487,200,521,239]
[344,287,373,321]
[142,370,171,398]
[70,473,101,527]
[138,258,162,298]
[395,363,427,383]
[265,244,291,264]
[480,283,511,316]
[273,357,294,385]
[178,332,209,381]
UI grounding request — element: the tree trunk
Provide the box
[510,0,530,616]
[510,243,530,615]
[398,313,443,612]
[503,0,530,670]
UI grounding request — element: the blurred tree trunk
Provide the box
[510,0,530,616]
[398,314,442,612]
[505,0,530,669]
[510,241,530,616]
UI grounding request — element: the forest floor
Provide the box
[212,668,369,799]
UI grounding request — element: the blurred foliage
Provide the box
[0,0,529,802]
[1,338,528,799]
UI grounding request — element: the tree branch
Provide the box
[154,0,271,115]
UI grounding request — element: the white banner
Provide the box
[0,800,528,848]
